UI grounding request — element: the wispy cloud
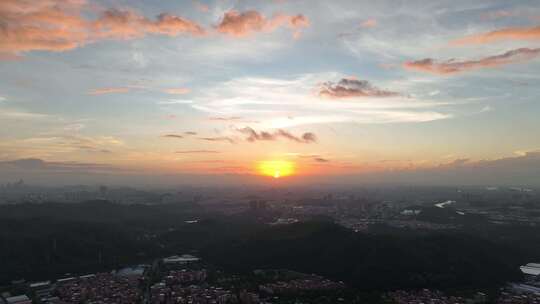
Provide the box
[164,88,191,95]
[176,150,220,154]
[10,135,124,156]
[162,134,184,139]
[193,75,452,127]
[158,99,194,105]
[208,116,243,121]
[198,136,235,144]
[216,10,309,38]
[318,78,399,98]
[314,157,330,163]
[404,48,540,75]
[0,110,50,120]
[0,158,119,173]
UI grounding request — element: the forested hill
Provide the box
[2,201,539,292]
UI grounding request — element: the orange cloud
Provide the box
[164,87,190,95]
[404,48,540,75]
[0,0,205,56]
[319,78,399,98]
[216,10,309,38]
[88,87,130,95]
[452,25,540,45]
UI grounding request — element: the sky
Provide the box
[1,0,540,186]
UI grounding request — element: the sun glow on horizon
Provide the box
[258,160,295,178]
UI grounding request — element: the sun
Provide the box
[258,160,294,178]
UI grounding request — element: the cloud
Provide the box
[452,25,540,45]
[193,1,209,13]
[164,88,190,95]
[438,158,470,168]
[215,10,309,38]
[158,99,193,105]
[11,135,123,155]
[176,150,220,154]
[193,75,451,126]
[198,136,235,144]
[403,48,540,75]
[360,18,377,28]
[208,116,259,123]
[314,157,330,163]
[88,87,130,95]
[209,116,243,121]
[162,134,184,139]
[184,131,197,135]
[64,123,85,131]
[296,154,330,162]
[480,9,519,21]
[94,9,206,39]
[237,127,317,143]
[0,0,206,56]
[318,78,399,98]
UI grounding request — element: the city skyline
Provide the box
[1,0,540,185]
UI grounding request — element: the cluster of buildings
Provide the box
[496,290,540,303]
[54,272,142,304]
[259,275,345,295]
[385,289,487,304]
[162,270,207,286]
[149,268,256,304]
[150,283,238,304]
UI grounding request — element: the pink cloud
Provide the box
[451,25,540,45]
[88,87,130,95]
[0,0,205,57]
[404,48,540,75]
[216,10,309,38]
